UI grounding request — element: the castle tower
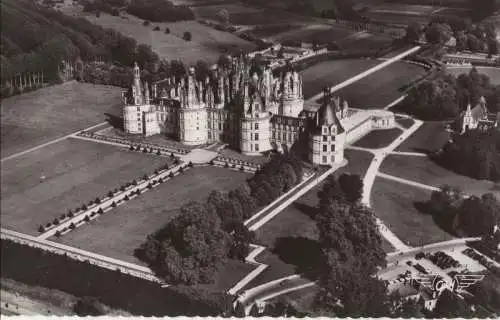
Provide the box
[462,102,473,133]
[280,71,304,117]
[144,82,150,105]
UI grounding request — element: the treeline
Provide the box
[1,239,232,316]
[126,0,194,23]
[438,129,500,181]
[397,67,500,120]
[427,185,500,237]
[135,152,303,285]
[0,0,160,88]
[404,18,499,55]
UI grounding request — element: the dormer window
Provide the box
[323,127,328,134]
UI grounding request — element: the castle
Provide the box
[123,57,396,166]
[458,96,499,133]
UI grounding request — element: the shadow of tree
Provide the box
[293,202,318,219]
[105,113,123,130]
[413,201,458,237]
[272,236,322,279]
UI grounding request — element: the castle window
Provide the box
[323,127,328,134]
[254,122,259,130]
[331,155,335,162]
[322,156,327,163]
[288,133,292,142]
[323,135,327,142]
[255,144,259,151]
[331,144,335,152]
[137,107,140,112]
[272,131,276,139]
[219,123,222,130]
[255,133,259,140]
[323,145,327,152]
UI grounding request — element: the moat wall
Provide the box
[1,239,229,316]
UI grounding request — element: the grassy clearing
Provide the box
[0,81,123,158]
[333,60,427,109]
[371,177,454,246]
[447,66,500,85]
[83,12,256,64]
[301,59,381,99]
[0,138,168,235]
[56,166,249,265]
[272,24,353,43]
[228,8,314,25]
[353,128,402,149]
[380,154,500,198]
[251,24,303,38]
[191,3,262,20]
[395,121,450,153]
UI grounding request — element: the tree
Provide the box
[425,23,452,44]
[338,173,363,203]
[195,60,209,82]
[73,297,106,316]
[143,20,150,26]
[165,27,170,34]
[433,290,471,318]
[216,9,230,26]
[183,31,192,41]
[405,22,422,43]
[217,54,231,69]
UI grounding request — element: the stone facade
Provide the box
[122,58,397,166]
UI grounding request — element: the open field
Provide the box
[56,166,249,265]
[271,24,353,43]
[353,128,402,149]
[380,154,500,198]
[191,2,261,20]
[227,8,314,25]
[337,32,393,52]
[395,121,450,153]
[82,12,256,64]
[301,59,381,99]
[447,66,500,85]
[301,59,428,107]
[333,60,428,109]
[371,177,454,246]
[0,81,123,158]
[1,138,168,235]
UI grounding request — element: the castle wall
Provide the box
[179,108,208,145]
[123,104,152,135]
[281,99,304,118]
[308,128,346,165]
[240,112,272,155]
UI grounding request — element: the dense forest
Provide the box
[0,0,160,95]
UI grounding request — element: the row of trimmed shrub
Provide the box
[463,248,500,277]
[40,162,195,236]
[37,161,179,233]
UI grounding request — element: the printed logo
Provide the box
[412,273,484,293]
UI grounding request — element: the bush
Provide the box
[170,153,175,158]
[415,252,425,260]
[209,160,214,165]
[55,231,61,237]
[136,146,141,151]
[154,170,159,175]
[156,149,161,155]
[224,162,229,168]
[165,27,170,34]
[107,191,114,198]
[82,204,88,211]
[84,215,90,222]
[46,222,52,228]
[143,148,148,153]
[124,195,130,201]
[174,159,180,165]
[53,218,60,225]
[178,167,184,173]
[132,179,138,186]
[90,212,97,217]
[169,172,174,178]
[98,208,104,214]
[188,161,193,168]
[143,174,149,180]
[239,166,244,172]
[164,164,169,170]
[111,201,117,208]
[143,20,151,26]
[73,297,106,316]
[95,11,100,18]
[95,197,101,204]
[120,186,126,192]
[67,210,73,217]
[154,26,160,31]
[232,164,236,168]
[183,31,192,41]
[38,225,45,233]
[69,223,76,230]
[111,8,119,16]
[60,213,67,219]
[129,145,134,151]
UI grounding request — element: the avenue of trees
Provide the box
[135,152,303,285]
[399,67,500,120]
[428,185,500,237]
[438,129,500,181]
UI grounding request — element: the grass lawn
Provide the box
[395,121,450,153]
[83,12,256,65]
[251,24,304,38]
[371,177,454,246]
[0,138,168,235]
[301,59,381,99]
[447,66,500,85]
[353,128,402,149]
[56,166,249,265]
[191,3,261,20]
[0,81,123,158]
[197,259,256,292]
[268,284,319,311]
[337,32,393,52]
[228,8,314,25]
[335,148,375,178]
[333,60,428,109]
[380,154,500,198]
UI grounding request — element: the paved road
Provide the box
[377,172,441,192]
